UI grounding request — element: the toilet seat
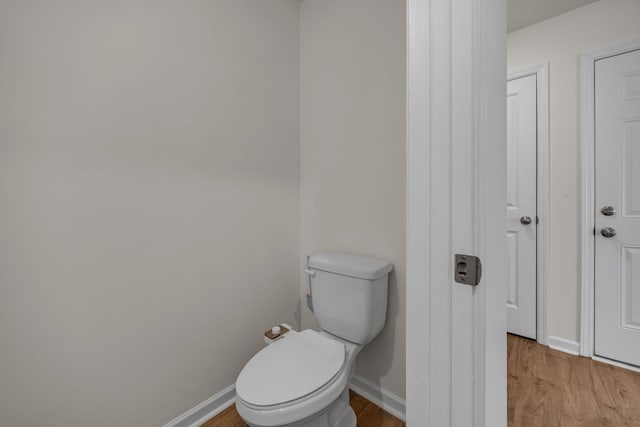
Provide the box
[236,330,346,408]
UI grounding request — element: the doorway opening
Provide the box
[506,1,640,423]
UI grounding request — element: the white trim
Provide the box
[549,338,640,373]
[349,375,406,421]
[579,37,640,358]
[507,63,550,346]
[162,384,236,427]
[547,336,580,356]
[405,0,432,425]
[592,356,640,374]
[472,0,508,426]
[406,0,507,425]
[161,378,407,427]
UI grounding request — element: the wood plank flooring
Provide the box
[203,335,640,426]
[201,390,405,427]
[508,333,640,426]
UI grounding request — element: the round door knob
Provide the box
[601,227,616,238]
[520,216,532,225]
[601,206,616,216]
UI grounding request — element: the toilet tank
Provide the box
[307,253,393,345]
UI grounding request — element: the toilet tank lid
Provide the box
[308,253,393,280]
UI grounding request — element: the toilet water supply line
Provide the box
[304,256,315,312]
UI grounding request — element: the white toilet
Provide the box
[235,252,393,427]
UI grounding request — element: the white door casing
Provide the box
[406,0,507,425]
[593,48,640,368]
[506,74,537,339]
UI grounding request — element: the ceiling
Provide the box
[508,0,598,32]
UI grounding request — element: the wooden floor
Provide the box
[201,390,405,427]
[204,336,640,426]
[508,333,640,426]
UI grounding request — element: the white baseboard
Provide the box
[349,374,406,421]
[163,375,407,426]
[547,336,640,373]
[547,335,580,356]
[592,355,640,373]
[162,384,236,427]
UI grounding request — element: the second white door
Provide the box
[506,74,537,339]
[594,48,640,367]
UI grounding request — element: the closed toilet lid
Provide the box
[236,330,346,407]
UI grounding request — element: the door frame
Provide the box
[580,37,640,360]
[507,64,550,346]
[406,0,507,425]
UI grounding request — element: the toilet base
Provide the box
[244,388,356,427]
[237,332,363,427]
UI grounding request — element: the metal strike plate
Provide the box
[454,254,482,286]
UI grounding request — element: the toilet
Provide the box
[235,252,393,427]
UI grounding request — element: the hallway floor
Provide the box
[508,334,640,426]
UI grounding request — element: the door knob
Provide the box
[520,216,532,225]
[601,227,616,238]
[601,206,616,216]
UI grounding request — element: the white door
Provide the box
[594,49,640,367]
[506,74,537,339]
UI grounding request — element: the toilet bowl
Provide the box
[235,252,393,427]
[236,329,362,427]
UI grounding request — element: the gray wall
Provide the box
[0,1,301,426]
[300,0,407,398]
